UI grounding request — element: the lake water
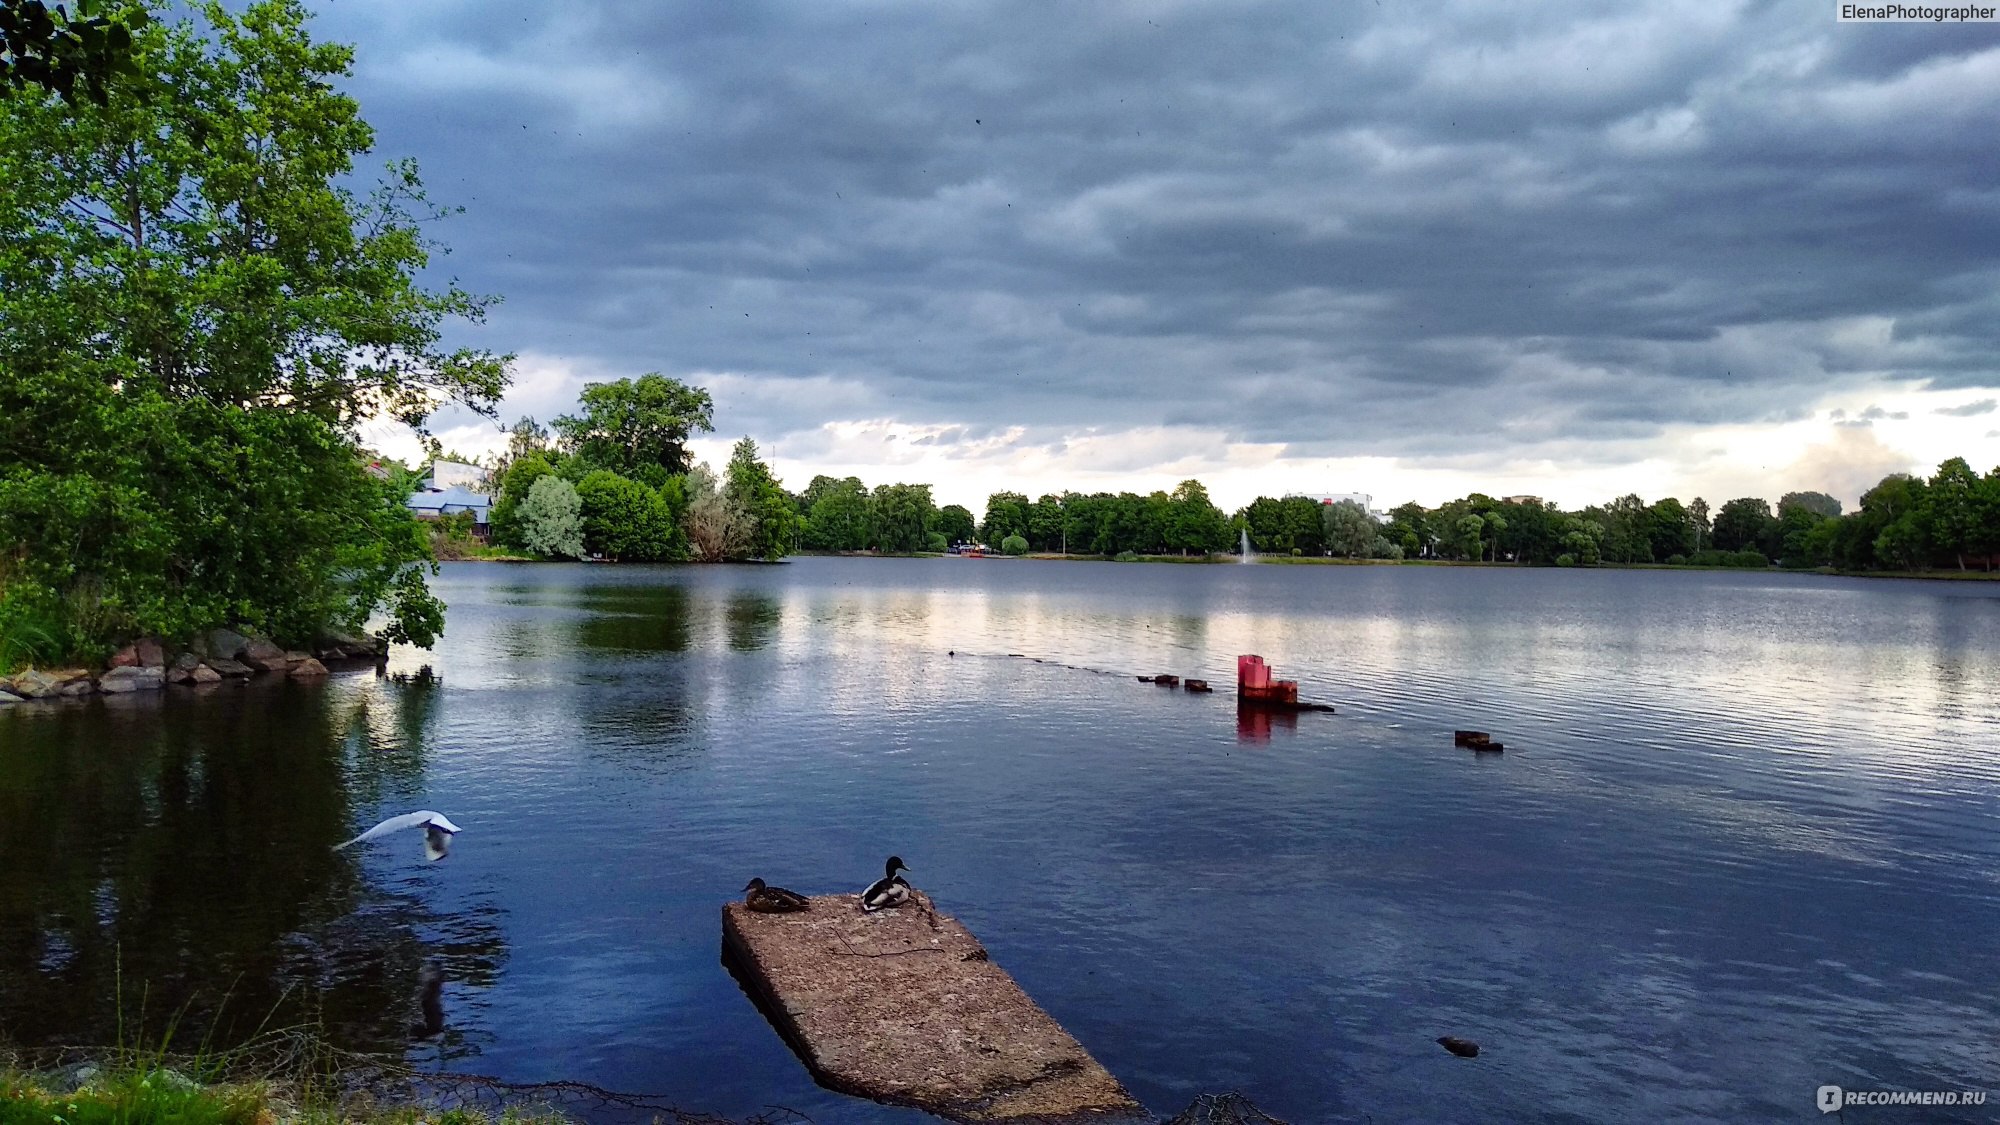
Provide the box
[3,558,1998,1123]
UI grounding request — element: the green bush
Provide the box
[0,586,63,674]
[1000,534,1029,556]
[575,470,679,561]
[926,531,949,553]
[1731,549,1769,568]
[1556,553,1576,568]
[1114,550,1140,561]
[1665,554,1687,566]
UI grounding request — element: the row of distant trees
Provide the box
[455,414,1997,574]
[470,374,795,562]
[788,481,1237,557]
[877,455,1997,571]
[1240,457,1997,571]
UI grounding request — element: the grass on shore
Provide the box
[0,1064,561,1125]
[0,1054,589,1125]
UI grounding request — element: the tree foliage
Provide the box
[872,483,935,553]
[799,475,872,551]
[554,373,713,483]
[0,0,510,655]
[724,436,794,561]
[936,503,976,545]
[1,0,149,106]
[576,469,677,561]
[517,474,583,560]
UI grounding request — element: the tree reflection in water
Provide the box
[0,675,506,1060]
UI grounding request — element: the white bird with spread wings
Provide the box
[336,811,462,862]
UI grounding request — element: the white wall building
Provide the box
[423,459,486,491]
[1308,492,1386,521]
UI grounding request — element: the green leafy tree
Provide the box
[980,491,1029,544]
[494,415,551,477]
[1,0,149,105]
[1711,498,1774,553]
[488,452,555,548]
[517,475,583,559]
[1000,534,1028,556]
[1389,502,1433,557]
[1455,514,1487,560]
[800,475,871,551]
[1778,491,1843,520]
[1166,479,1230,555]
[554,373,714,480]
[684,463,749,562]
[1689,497,1711,552]
[0,0,510,653]
[1560,518,1603,565]
[936,503,977,545]
[1647,498,1696,562]
[1587,495,1653,564]
[1831,474,1923,569]
[873,483,936,553]
[1921,457,1982,570]
[1322,500,1376,558]
[1240,496,1292,554]
[1028,494,1067,552]
[576,469,676,561]
[1774,503,1835,568]
[724,436,794,561]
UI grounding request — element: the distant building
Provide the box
[424,459,486,490]
[1502,495,1543,506]
[405,485,492,526]
[1307,493,1387,521]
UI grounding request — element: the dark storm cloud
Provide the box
[312,0,2000,456]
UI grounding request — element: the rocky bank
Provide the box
[0,627,385,704]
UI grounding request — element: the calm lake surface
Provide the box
[3,558,1999,1122]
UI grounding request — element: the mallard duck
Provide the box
[742,878,810,913]
[861,855,912,912]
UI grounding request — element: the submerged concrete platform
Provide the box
[722,894,1150,1123]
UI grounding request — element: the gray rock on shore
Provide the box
[97,666,165,693]
[207,658,253,678]
[242,637,289,673]
[6,668,91,698]
[0,689,22,704]
[203,628,250,662]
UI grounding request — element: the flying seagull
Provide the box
[336,811,462,862]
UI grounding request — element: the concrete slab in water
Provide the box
[723,894,1150,1123]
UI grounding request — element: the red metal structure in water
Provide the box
[1236,654,1299,706]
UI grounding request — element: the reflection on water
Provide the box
[0,678,507,1058]
[2,559,1998,1123]
[1234,704,1299,744]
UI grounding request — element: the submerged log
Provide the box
[722,896,1148,1123]
[1453,730,1491,748]
[1184,679,1212,693]
[1153,674,1180,687]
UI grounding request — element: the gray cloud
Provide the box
[311,0,2000,463]
[1935,398,1997,416]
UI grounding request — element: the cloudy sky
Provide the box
[328,0,2000,512]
